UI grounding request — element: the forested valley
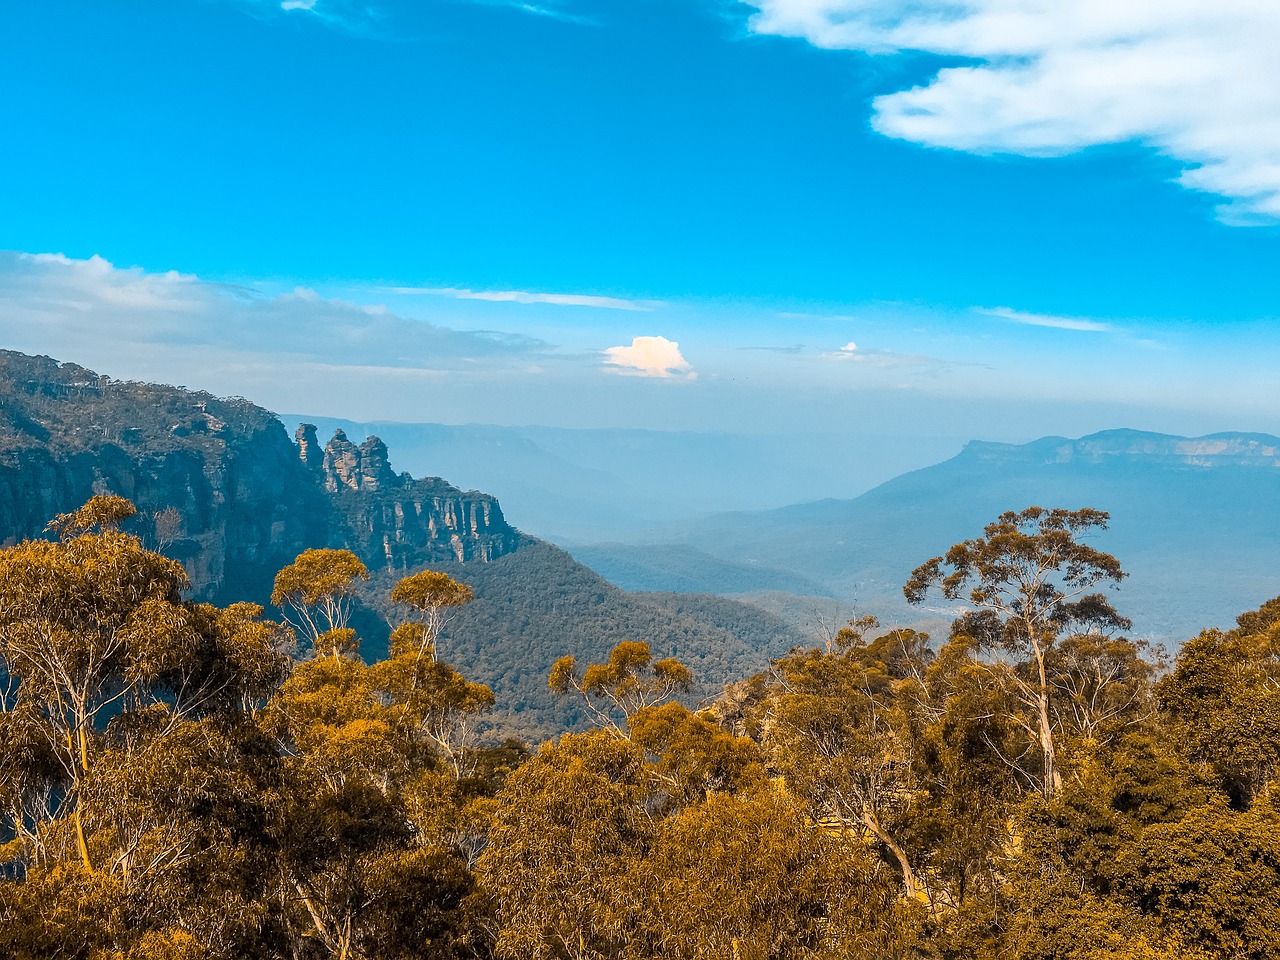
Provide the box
[3,496,1280,960]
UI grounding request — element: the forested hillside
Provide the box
[360,539,810,739]
[0,349,822,739]
[6,498,1280,960]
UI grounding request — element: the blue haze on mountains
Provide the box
[287,418,1280,643]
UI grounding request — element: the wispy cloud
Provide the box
[213,0,390,36]
[778,311,859,323]
[603,336,696,379]
[819,340,982,374]
[743,0,1280,223]
[0,252,551,377]
[977,306,1112,333]
[229,0,590,34]
[389,285,657,311]
[468,0,593,24]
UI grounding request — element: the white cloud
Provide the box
[603,336,696,378]
[743,0,1280,222]
[391,286,656,311]
[280,0,316,10]
[0,252,550,378]
[977,306,1111,333]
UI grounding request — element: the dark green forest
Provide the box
[359,541,811,739]
[3,497,1280,960]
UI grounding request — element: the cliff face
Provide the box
[0,351,519,603]
[311,425,518,566]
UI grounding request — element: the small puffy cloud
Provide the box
[603,336,695,379]
[977,306,1112,333]
[743,0,1280,222]
[280,0,316,10]
[394,286,656,311]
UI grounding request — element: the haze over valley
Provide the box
[7,1,1280,956]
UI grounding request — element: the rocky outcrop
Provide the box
[295,423,323,475]
[308,425,517,566]
[320,430,398,494]
[0,350,521,604]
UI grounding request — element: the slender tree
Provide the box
[549,641,693,737]
[389,570,474,664]
[905,506,1129,798]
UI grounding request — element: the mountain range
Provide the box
[3,346,1279,733]
[280,415,955,543]
[0,349,804,735]
[577,430,1280,641]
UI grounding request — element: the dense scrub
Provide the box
[4,499,1280,959]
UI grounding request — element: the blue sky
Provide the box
[2,0,1280,468]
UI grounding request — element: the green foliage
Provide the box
[8,495,1280,960]
[1157,613,1280,805]
[363,540,805,740]
[271,548,369,656]
[906,506,1132,799]
[550,641,693,734]
[46,494,138,538]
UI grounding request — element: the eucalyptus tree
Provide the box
[0,497,293,957]
[759,621,934,904]
[0,496,192,870]
[905,507,1130,798]
[271,548,369,658]
[389,569,474,663]
[549,641,693,737]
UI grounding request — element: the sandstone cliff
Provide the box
[0,350,518,602]
[309,425,517,566]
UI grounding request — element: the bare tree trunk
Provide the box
[861,810,924,903]
[1033,641,1061,798]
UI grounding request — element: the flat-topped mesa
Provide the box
[960,429,1280,468]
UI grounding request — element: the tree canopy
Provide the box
[4,496,1280,960]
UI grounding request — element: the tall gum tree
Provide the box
[0,498,189,871]
[905,507,1130,799]
[388,570,474,664]
[0,497,288,882]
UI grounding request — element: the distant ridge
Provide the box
[579,429,1280,641]
[960,429,1280,465]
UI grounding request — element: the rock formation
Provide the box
[310,425,517,566]
[0,350,519,604]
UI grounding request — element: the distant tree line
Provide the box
[3,499,1280,959]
